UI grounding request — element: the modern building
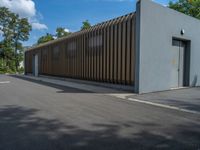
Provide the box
[25,0,200,93]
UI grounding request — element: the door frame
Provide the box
[172,37,191,87]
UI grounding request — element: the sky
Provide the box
[0,0,175,46]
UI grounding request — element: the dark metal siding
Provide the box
[25,12,136,85]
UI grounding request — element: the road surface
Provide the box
[0,75,199,150]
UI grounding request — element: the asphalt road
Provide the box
[0,75,199,150]
[129,88,200,113]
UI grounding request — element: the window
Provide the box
[53,46,60,61]
[89,35,102,48]
[42,49,47,63]
[67,41,76,58]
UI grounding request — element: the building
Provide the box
[25,0,200,93]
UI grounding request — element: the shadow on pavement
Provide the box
[0,105,199,150]
[10,75,92,93]
[10,75,130,94]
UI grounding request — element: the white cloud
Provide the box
[64,28,70,33]
[0,0,36,18]
[53,36,57,40]
[0,0,48,31]
[32,23,48,30]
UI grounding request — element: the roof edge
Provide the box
[26,11,135,52]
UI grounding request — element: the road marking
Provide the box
[107,94,136,99]
[0,81,10,84]
[127,98,200,115]
[109,94,200,115]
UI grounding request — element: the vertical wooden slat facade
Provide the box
[25,12,136,86]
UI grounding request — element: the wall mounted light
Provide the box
[181,29,185,35]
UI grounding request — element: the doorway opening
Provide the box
[33,54,39,77]
[171,38,190,88]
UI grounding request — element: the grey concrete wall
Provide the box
[136,0,200,93]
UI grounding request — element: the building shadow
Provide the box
[9,75,93,93]
[0,105,199,150]
[10,75,132,94]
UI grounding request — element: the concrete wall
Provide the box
[136,0,200,93]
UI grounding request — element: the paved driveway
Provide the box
[129,88,200,113]
[0,75,199,150]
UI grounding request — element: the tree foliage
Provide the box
[56,27,71,38]
[37,27,71,45]
[169,0,200,19]
[37,20,91,45]
[0,7,31,73]
[37,33,54,45]
[81,20,91,30]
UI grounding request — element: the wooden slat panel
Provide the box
[73,38,76,77]
[106,23,110,82]
[110,25,114,83]
[64,42,66,76]
[99,26,103,81]
[114,24,118,83]
[83,34,85,78]
[50,46,53,75]
[117,23,122,84]
[85,31,88,79]
[76,38,78,77]
[103,26,107,82]
[122,21,126,84]
[93,29,96,81]
[81,34,83,78]
[74,38,77,77]
[78,37,80,78]
[85,33,89,80]
[88,30,91,80]
[69,40,72,77]
[131,16,135,85]
[91,30,94,80]
[25,13,136,86]
[66,41,69,77]
[96,29,99,81]
[126,19,131,85]
[61,43,65,76]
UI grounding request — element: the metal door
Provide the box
[178,42,185,87]
[34,54,39,77]
[171,40,185,88]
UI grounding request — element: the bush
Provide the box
[0,66,16,74]
[18,67,24,74]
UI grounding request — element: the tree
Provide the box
[0,7,13,41]
[37,33,54,45]
[11,16,32,71]
[81,20,91,30]
[169,0,200,19]
[0,7,31,72]
[0,7,13,71]
[56,27,71,38]
[0,40,15,70]
[37,27,71,45]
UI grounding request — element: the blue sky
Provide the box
[0,0,175,46]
